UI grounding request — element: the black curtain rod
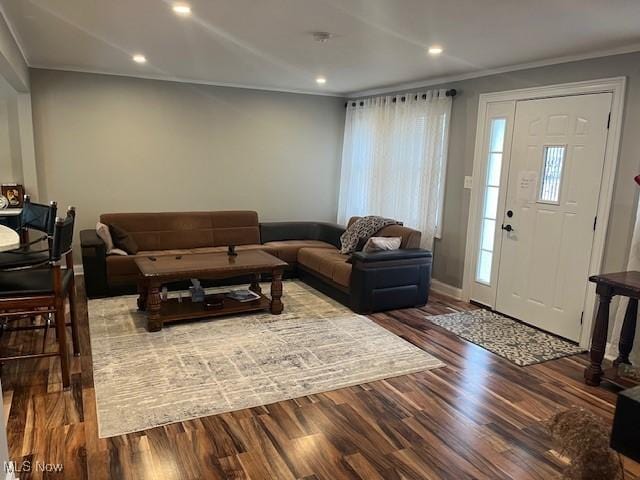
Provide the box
[345,89,457,108]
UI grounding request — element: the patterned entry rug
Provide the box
[88,280,444,438]
[427,309,585,366]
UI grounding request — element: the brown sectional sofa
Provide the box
[80,210,433,313]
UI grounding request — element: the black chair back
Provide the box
[20,195,57,236]
[51,207,76,262]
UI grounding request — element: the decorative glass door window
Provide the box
[538,145,566,204]
[476,117,507,285]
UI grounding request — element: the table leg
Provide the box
[147,283,162,332]
[137,278,148,311]
[250,274,262,295]
[584,286,612,386]
[270,270,283,315]
[614,298,638,366]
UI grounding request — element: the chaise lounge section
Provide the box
[80,210,433,313]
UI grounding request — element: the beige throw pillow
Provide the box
[362,236,402,253]
[96,222,114,252]
[97,222,129,256]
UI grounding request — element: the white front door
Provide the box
[495,93,612,341]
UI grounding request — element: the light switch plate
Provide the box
[464,176,473,189]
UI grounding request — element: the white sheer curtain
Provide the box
[609,201,640,363]
[337,89,452,250]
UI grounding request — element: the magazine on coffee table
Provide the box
[226,289,261,302]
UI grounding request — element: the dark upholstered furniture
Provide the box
[80,211,432,313]
[0,195,58,269]
[611,386,640,462]
[0,209,80,389]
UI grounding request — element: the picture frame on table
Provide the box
[1,184,24,208]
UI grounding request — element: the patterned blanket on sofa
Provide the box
[339,216,402,254]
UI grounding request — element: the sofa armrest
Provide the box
[80,229,109,298]
[350,248,432,263]
[349,248,433,314]
[80,229,105,249]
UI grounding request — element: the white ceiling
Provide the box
[2,0,640,96]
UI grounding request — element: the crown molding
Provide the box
[0,3,28,66]
[347,43,640,98]
[28,64,347,98]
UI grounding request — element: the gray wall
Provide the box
[28,53,640,287]
[424,51,640,287]
[0,12,28,92]
[30,69,346,251]
[0,94,23,183]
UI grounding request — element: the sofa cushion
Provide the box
[332,260,352,288]
[340,216,402,254]
[262,240,335,263]
[99,211,260,251]
[186,245,264,255]
[298,247,352,288]
[187,246,228,254]
[347,216,421,249]
[109,224,139,254]
[363,236,402,253]
[210,211,260,246]
[235,244,267,252]
[138,249,195,257]
[96,222,114,252]
[101,212,215,251]
[106,255,139,280]
[107,249,193,279]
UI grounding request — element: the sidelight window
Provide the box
[476,118,507,285]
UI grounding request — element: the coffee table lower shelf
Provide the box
[156,293,271,324]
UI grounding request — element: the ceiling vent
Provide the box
[312,32,333,43]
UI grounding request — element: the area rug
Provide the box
[88,280,444,437]
[427,309,585,366]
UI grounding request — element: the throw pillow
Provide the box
[339,216,402,254]
[363,236,401,253]
[96,222,114,252]
[109,224,139,255]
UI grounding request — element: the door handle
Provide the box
[501,224,514,232]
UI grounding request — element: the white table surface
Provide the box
[0,208,21,217]
[0,225,19,252]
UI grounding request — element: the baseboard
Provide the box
[430,279,463,300]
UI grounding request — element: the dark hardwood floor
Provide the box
[1,278,638,479]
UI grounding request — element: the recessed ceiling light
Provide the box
[316,76,327,85]
[172,4,191,16]
[132,54,147,64]
[428,45,443,55]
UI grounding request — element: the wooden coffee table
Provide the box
[135,250,288,332]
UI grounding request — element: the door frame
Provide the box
[462,77,626,348]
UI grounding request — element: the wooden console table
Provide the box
[585,271,640,387]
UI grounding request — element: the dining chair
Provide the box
[0,195,58,269]
[0,208,79,388]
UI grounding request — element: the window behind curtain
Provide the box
[337,91,452,249]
